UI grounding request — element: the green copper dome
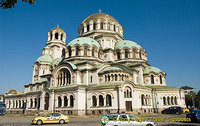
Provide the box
[52,58,62,66]
[99,66,124,74]
[144,66,163,74]
[67,37,101,48]
[36,55,53,63]
[115,40,142,50]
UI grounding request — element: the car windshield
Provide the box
[190,110,197,114]
[0,104,5,108]
[107,114,118,121]
[128,114,139,121]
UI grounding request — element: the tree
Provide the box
[185,93,193,108]
[195,90,200,109]
[0,0,35,9]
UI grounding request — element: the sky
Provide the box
[0,0,200,94]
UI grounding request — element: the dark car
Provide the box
[186,109,200,122]
[161,106,183,115]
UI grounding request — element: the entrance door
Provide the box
[44,93,49,110]
[125,101,132,111]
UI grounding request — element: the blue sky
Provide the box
[0,0,200,94]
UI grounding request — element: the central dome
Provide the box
[82,13,119,23]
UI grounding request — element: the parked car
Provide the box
[32,113,69,125]
[186,109,200,122]
[183,108,190,114]
[161,106,183,115]
[102,113,156,126]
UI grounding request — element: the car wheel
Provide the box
[37,120,43,125]
[176,112,180,115]
[59,119,65,124]
[146,124,153,126]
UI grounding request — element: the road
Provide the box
[0,114,199,126]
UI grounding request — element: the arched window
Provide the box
[68,47,72,57]
[92,49,95,56]
[108,75,110,81]
[163,97,166,105]
[113,24,116,31]
[19,100,21,108]
[125,50,129,58]
[106,94,112,106]
[64,96,68,107]
[57,68,71,86]
[55,33,58,39]
[145,95,148,105]
[100,22,103,29]
[117,52,120,59]
[160,75,162,84]
[141,94,145,105]
[84,47,87,56]
[99,95,104,106]
[105,75,107,82]
[76,47,80,56]
[92,96,97,106]
[34,98,37,108]
[70,95,74,107]
[93,23,96,30]
[124,86,132,98]
[115,74,118,81]
[61,34,63,40]
[151,75,154,84]
[171,96,174,105]
[167,96,170,105]
[122,74,124,81]
[139,51,142,59]
[174,96,177,105]
[30,99,33,108]
[58,96,62,107]
[87,24,90,31]
[50,34,52,40]
[107,23,110,30]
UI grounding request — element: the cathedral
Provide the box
[5,12,186,115]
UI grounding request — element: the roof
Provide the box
[99,66,124,74]
[52,58,62,66]
[115,40,142,50]
[32,78,48,84]
[36,55,53,63]
[82,13,119,24]
[146,85,178,89]
[144,66,163,74]
[67,37,101,48]
[181,86,194,89]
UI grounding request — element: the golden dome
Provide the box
[82,13,119,24]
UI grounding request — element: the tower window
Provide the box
[87,24,90,31]
[151,75,154,84]
[113,24,116,31]
[68,47,72,57]
[92,49,95,56]
[93,23,96,30]
[160,75,162,84]
[100,22,103,29]
[61,34,63,40]
[117,52,120,59]
[84,47,87,56]
[76,47,80,56]
[90,76,93,83]
[55,33,58,39]
[125,50,129,58]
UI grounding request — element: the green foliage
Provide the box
[185,94,193,108]
[195,90,200,109]
[0,0,35,9]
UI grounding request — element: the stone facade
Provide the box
[5,12,186,116]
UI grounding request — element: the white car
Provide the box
[103,113,156,126]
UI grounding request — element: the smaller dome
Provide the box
[36,55,53,63]
[52,58,62,66]
[82,13,119,24]
[67,37,101,48]
[99,66,124,74]
[115,40,142,50]
[144,66,163,74]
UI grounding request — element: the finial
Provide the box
[99,9,102,13]
[57,24,59,28]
